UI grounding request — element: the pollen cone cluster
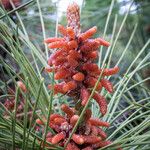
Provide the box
[36,2,121,150]
[45,2,119,116]
[36,104,116,150]
[3,82,31,119]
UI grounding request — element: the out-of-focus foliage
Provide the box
[81,0,119,33]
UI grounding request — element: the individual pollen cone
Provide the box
[93,93,107,116]
[54,117,66,125]
[83,135,101,144]
[82,63,99,72]
[80,88,90,106]
[48,82,65,94]
[101,79,113,93]
[17,81,27,93]
[48,41,67,49]
[63,81,77,92]
[44,37,64,43]
[67,57,78,68]
[68,40,78,49]
[103,66,119,76]
[80,39,100,52]
[51,132,66,144]
[70,115,79,126]
[72,134,84,145]
[58,24,67,36]
[54,68,70,80]
[96,38,110,47]
[67,27,75,40]
[86,51,98,60]
[89,118,110,127]
[97,127,107,139]
[91,126,98,136]
[36,118,44,125]
[79,26,97,41]
[85,76,102,91]
[50,114,65,121]
[61,104,74,118]
[73,72,85,81]
[46,137,52,143]
[68,50,80,60]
